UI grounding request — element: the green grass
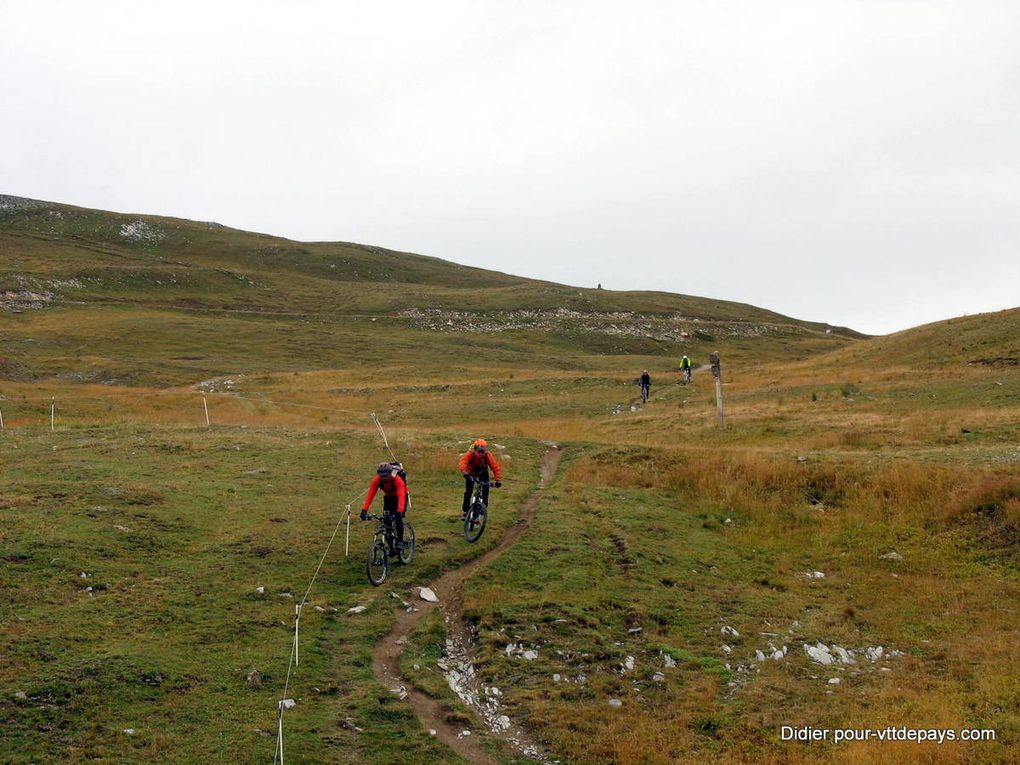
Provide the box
[1,195,1018,764]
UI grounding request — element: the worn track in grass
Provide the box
[371,444,563,765]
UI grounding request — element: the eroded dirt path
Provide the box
[371,444,563,765]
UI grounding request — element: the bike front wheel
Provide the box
[399,522,416,565]
[366,540,388,586]
[464,501,488,543]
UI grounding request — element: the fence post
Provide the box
[202,395,210,427]
[710,351,724,427]
[51,398,55,431]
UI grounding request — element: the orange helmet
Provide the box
[473,438,488,451]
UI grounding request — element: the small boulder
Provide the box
[608,698,623,708]
[418,587,439,603]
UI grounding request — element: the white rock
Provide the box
[804,643,834,665]
[628,627,642,634]
[832,646,855,664]
[522,650,538,661]
[652,672,665,682]
[721,626,739,638]
[122,729,136,736]
[880,551,904,561]
[721,644,733,654]
[805,571,825,579]
[429,729,437,737]
[828,677,841,685]
[608,699,623,708]
[14,691,27,700]
[865,646,884,661]
[347,605,366,614]
[754,650,766,662]
[724,518,733,524]
[255,586,265,595]
[662,652,677,668]
[623,656,635,671]
[418,587,439,603]
[495,715,511,731]
[552,674,561,682]
[280,699,296,710]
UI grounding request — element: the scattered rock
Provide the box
[255,586,265,595]
[280,699,296,710]
[652,672,665,682]
[122,728,136,736]
[113,524,131,533]
[608,699,623,708]
[246,670,262,686]
[521,650,538,661]
[662,652,677,668]
[346,605,366,614]
[865,646,884,661]
[880,551,904,561]
[628,627,643,634]
[14,691,27,700]
[754,650,766,662]
[804,643,835,665]
[623,656,635,672]
[828,677,841,685]
[832,646,855,664]
[805,571,825,579]
[721,626,740,638]
[418,587,439,603]
[721,644,733,654]
[278,592,293,599]
[429,729,437,737]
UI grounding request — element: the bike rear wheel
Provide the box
[398,522,416,564]
[366,540,388,586]
[464,501,487,543]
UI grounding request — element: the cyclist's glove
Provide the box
[493,481,502,488]
[359,510,368,521]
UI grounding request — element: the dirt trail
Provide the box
[371,444,563,765]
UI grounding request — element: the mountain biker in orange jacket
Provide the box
[360,462,408,550]
[459,439,501,518]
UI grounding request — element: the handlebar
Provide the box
[465,475,501,488]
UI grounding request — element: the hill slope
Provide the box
[1,194,862,386]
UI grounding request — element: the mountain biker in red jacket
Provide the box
[360,462,408,550]
[459,439,501,518]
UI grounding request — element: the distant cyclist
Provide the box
[360,462,408,553]
[639,370,651,402]
[459,439,502,519]
[680,355,692,384]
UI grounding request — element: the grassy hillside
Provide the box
[2,195,1016,764]
[1,195,860,387]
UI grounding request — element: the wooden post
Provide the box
[202,395,210,427]
[51,398,55,431]
[0,408,4,429]
[710,351,724,427]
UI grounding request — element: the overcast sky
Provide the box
[2,1,1017,334]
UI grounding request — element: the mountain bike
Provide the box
[364,512,415,586]
[681,367,692,385]
[463,476,498,543]
[640,382,650,402]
